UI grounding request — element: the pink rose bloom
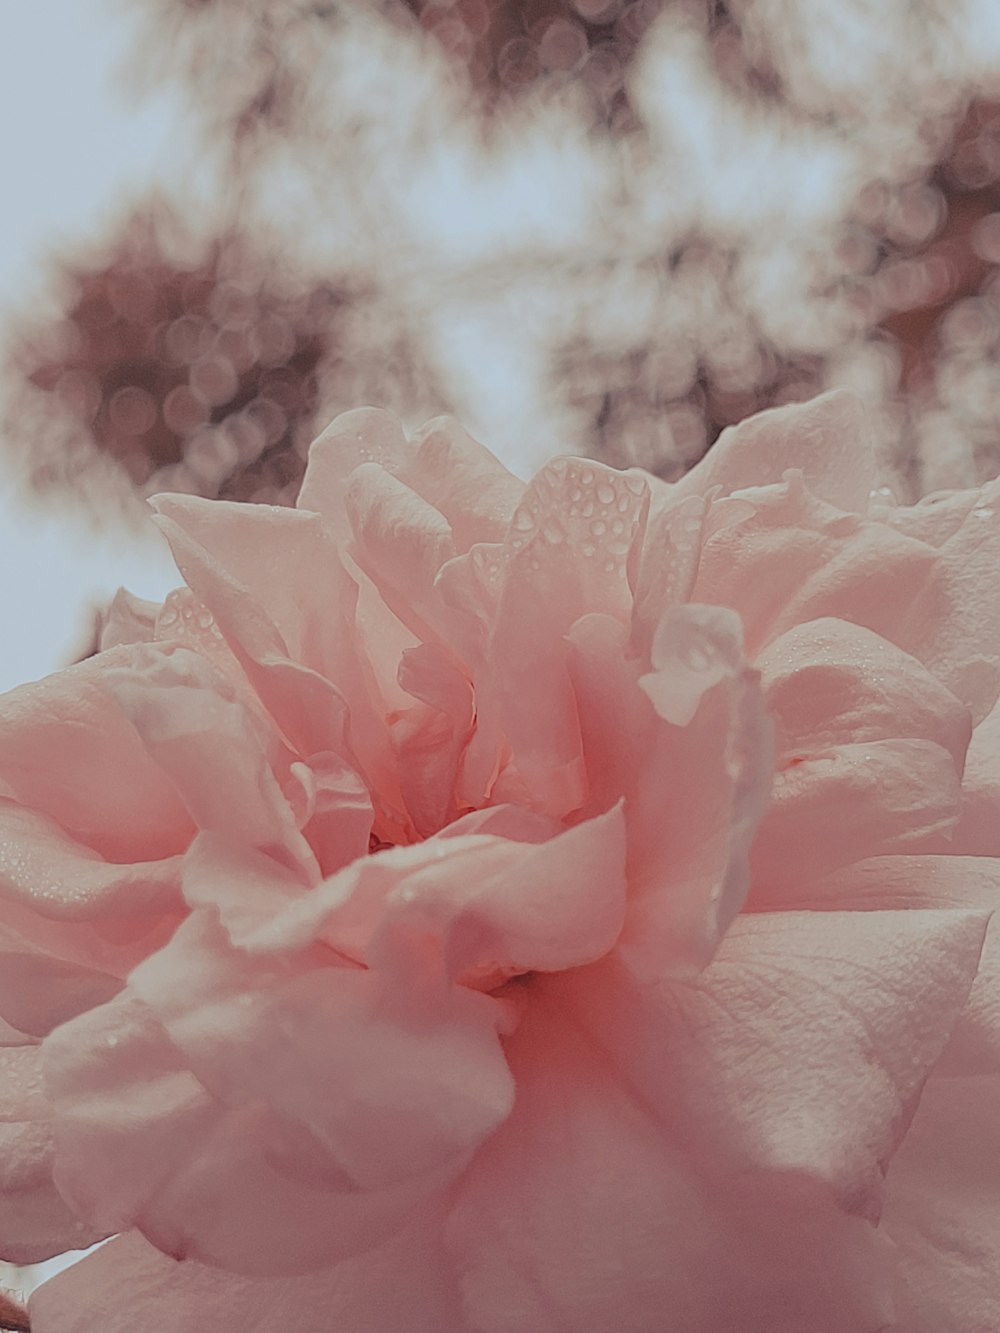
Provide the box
[2,393,999,1331]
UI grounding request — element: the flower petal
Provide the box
[0,1044,106,1265]
[150,497,342,675]
[392,644,475,838]
[446,998,894,1333]
[882,1075,1000,1333]
[407,416,524,549]
[29,1217,461,1333]
[693,470,1000,720]
[0,650,192,862]
[568,606,771,973]
[677,390,876,515]
[950,694,1000,855]
[298,408,416,530]
[479,457,650,818]
[128,910,514,1193]
[0,798,181,928]
[386,805,629,987]
[692,470,939,662]
[344,462,457,643]
[629,491,709,661]
[880,482,995,546]
[567,908,987,1211]
[151,492,406,831]
[45,991,457,1274]
[749,738,962,893]
[895,481,1000,722]
[786,854,1000,1077]
[299,408,523,553]
[99,587,159,650]
[0,938,121,1039]
[101,645,318,881]
[0,801,181,1036]
[758,617,971,768]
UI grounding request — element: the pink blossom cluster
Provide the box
[2,392,999,1331]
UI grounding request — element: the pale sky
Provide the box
[4,0,1000,700]
[0,0,185,693]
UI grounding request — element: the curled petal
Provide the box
[569,606,771,973]
[692,470,939,660]
[150,497,342,675]
[447,999,894,1333]
[99,587,159,650]
[385,804,629,987]
[29,1216,460,1333]
[0,1044,106,1265]
[128,912,515,1194]
[640,603,749,727]
[566,908,987,1212]
[950,695,1000,855]
[408,416,524,549]
[676,390,876,515]
[629,492,709,661]
[758,617,971,770]
[45,991,460,1275]
[300,408,523,553]
[694,469,1000,721]
[882,1075,1000,1333]
[298,408,416,533]
[0,650,191,862]
[480,458,650,819]
[750,738,963,894]
[101,645,318,882]
[0,939,121,1039]
[0,798,181,926]
[345,463,457,643]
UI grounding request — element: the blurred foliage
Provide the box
[15,207,337,502]
[7,0,1000,512]
[4,203,448,513]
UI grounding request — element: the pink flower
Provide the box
[2,393,999,1331]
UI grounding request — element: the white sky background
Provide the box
[0,0,591,694]
[4,0,1000,699]
[0,0,185,694]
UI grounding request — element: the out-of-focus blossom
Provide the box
[2,204,449,518]
[0,394,998,1329]
[3,207,341,512]
[97,0,1000,496]
[11,1,1000,519]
